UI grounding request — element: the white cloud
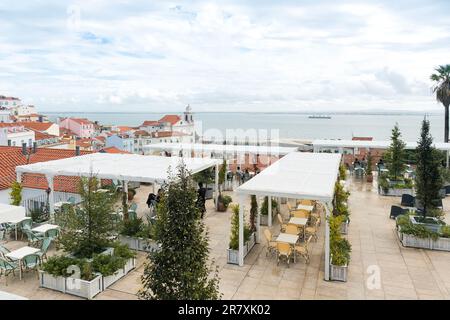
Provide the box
[0,0,448,112]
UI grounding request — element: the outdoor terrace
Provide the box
[2,178,450,300]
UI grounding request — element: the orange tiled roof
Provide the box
[141,120,159,126]
[151,131,186,138]
[99,147,131,154]
[158,115,181,125]
[31,129,58,141]
[0,146,91,191]
[18,121,54,131]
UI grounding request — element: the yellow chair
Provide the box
[300,199,314,206]
[276,214,287,233]
[276,242,293,267]
[264,229,277,257]
[295,235,313,264]
[292,210,309,219]
[310,211,320,225]
[286,202,296,213]
[285,224,300,235]
[305,217,320,241]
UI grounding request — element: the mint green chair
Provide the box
[37,238,52,262]
[21,254,40,280]
[23,230,44,247]
[0,257,19,285]
[45,228,59,240]
[129,203,138,212]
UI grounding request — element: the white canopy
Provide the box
[312,139,450,151]
[0,203,26,224]
[143,142,297,156]
[237,152,342,202]
[15,153,220,184]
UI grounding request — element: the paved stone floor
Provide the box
[2,178,450,300]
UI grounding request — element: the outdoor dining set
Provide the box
[264,200,321,267]
[0,218,59,284]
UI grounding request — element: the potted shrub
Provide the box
[217,194,232,212]
[227,205,254,264]
[118,217,160,252]
[260,196,278,226]
[333,181,350,234]
[329,215,351,282]
[9,181,23,206]
[366,153,373,183]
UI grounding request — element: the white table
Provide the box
[32,224,59,234]
[276,233,299,245]
[289,217,308,239]
[6,246,40,280]
[296,204,314,212]
[54,201,70,209]
[8,217,30,240]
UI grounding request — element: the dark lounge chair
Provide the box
[390,205,407,219]
[401,194,415,207]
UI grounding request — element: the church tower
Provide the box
[184,104,193,123]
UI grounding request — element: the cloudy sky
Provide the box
[0,0,449,112]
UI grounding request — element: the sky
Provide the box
[0,0,449,113]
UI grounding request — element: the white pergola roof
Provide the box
[0,290,28,300]
[143,143,297,156]
[15,153,220,184]
[0,204,26,224]
[312,139,450,151]
[237,152,342,202]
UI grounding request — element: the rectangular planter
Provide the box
[118,235,160,252]
[227,233,256,265]
[330,263,348,282]
[432,237,450,251]
[39,271,103,300]
[379,188,414,197]
[340,220,349,235]
[260,213,275,226]
[401,233,432,249]
[102,257,136,289]
[409,216,443,233]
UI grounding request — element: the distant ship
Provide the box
[308,115,332,119]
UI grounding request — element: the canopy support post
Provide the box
[256,195,261,244]
[46,175,55,217]
[268,196,272,227]
[215,163,219,210]
[238,194,245,266]
[324,202,331,281]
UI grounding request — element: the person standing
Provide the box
[197,182,207,218]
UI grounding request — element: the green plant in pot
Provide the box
[229,204,251,250]
[366,152,373,183]
[329,215,351,266]
[260,196,278,216]
[9,181,22,206]
[217,159,232,211]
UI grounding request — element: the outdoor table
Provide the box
[8,217,29,241]
[5,246,40,280]
[276,233,300,263]
[54,201,70,211]
[289,217,308,240]
[296,204,314,212]
[32,224,59,235]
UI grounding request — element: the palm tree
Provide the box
[431,65,450,142]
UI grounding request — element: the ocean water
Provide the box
[45,112,446,142]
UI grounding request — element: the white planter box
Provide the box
[102,268,125,289]
[227,233,256,265]
[124,257,136,274]
[330,263,348,282]
[432,237,450,251]
[39,271,102,300]
[260,213,275,226]
[118,235,160,252]
[379,188,414,197]
[340,220,349,235]
[401,233,432,249]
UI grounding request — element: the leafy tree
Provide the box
[218,158,227,192]
[366,152,373,175]
[384,123,406,180]
[9,181,23,206]
[139,163,220,300]
[329,215,351,266]
[192,167,214,188]
[57,175,116,258]
[229,204,251,250]
[431,65,450,142]
[415,119,443,218]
